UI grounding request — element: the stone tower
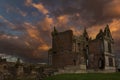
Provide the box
[48,27,74,67]
[82,28,89,68]
[103,25,116,71]
[88,25,116,72]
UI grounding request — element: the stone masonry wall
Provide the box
[88,40,104,70]
[52,30,73,52]
[52,52,76,68]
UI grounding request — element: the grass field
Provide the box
[43,73,120,80]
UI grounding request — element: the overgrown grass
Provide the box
[43,72,120,80]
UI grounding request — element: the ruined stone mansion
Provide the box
[48,25,116,72]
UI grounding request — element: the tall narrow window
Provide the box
[108,42,112,53]
[109,58,113,67]
[98,58,104,69]
[78,43,80,47]
[78,43,81,51]
[86,45,89,56]
[49,55,52,65]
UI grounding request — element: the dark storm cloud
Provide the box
[0,35,31,56]
[0,15,50,62]
[41,0,120,27]
[0,30,48,63]
[0,0,120,63]
[40,0,120,60]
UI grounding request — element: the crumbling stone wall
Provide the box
[52,30,73,52]
[89,40,104,70]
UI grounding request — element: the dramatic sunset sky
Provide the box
[0,0,120,63]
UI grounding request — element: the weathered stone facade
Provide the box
[48,25,116,72]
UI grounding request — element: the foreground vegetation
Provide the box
[43,72,120,80]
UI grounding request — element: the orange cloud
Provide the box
[87,25,105,39]
[23,22,51,59]
[25,0,49,15]
[24,22,44,43]
[86,19,120,40]
[110,19,120,32]
[103,0,120,17]
[24,22,51,52]
[38,44,50,51]
[39,15,54,31]
[32,3,49,15]
[57,15,69,25]
[109,19,120,39]
[53,15,70,30]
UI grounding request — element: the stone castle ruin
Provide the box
[48,25,116,72]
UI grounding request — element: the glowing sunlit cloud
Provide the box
[103,0,120,16]
[24,22,44,43]
[57,15,69,25]
[38,44,50,51]
[87,25,105,39]
[109,19,120,39]
[32,3,49,15]
[39,15,54,31]
[87,19,120,39]
[110,19,120,32]
[25,0,49,15]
